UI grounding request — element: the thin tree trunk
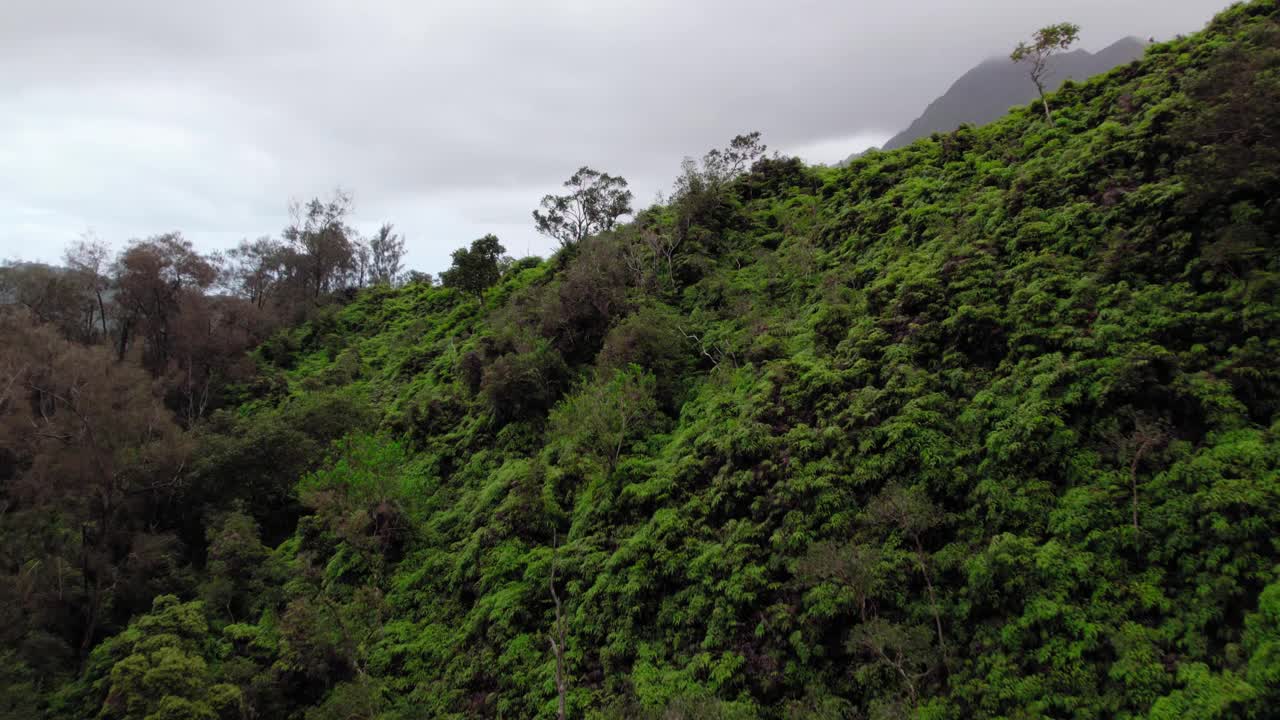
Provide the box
[96,290,108,339]
[871,645,917,705]
[116,319,131,361]
[1132,458,1140,532]
[1130,439,1153,532]
[549,534,568,720]
[80,578,101,668]
[79,521,106,669]
[912,535,948,673]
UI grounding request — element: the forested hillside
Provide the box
[3,2,1280,718]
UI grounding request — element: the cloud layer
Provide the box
[1,0,1233,272]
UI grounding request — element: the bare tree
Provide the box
[1011,23,1081,121]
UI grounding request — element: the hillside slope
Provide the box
[38,2,1280,719]
[880,36,1148,151]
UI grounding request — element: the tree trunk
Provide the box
[549,536,568,720]
[1130,438,1153,532]
[79,520,107,669]
[1132,462,1140,532]
[912,535,948,673]
[96,290,108,339]
[1037,86,1052,121]
[116,318,131,361]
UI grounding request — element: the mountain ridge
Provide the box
[839,35,1149,164]
[883,35,1148,150]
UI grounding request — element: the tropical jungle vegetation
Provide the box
[2,2,1280,717]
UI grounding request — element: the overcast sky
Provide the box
[1,0,1233,273]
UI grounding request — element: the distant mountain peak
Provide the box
[876,37,1148,152]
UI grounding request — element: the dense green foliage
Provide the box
[7,2,1280,717]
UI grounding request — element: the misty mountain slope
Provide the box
[880,36,1147,151]
[31,1,1280,719]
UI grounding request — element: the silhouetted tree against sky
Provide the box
[282,191,356,299]
[441,234,506,301]
[63,234,112,342]
[0,261,86,341]
[223,236,287,310]
[112,233,217,370]
[533,167,633,249]
[1011,22,1081,120]
[368,223,406,287]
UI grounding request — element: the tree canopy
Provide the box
[441,234,507,301]
[1011,22,1082,120]
[532,167,634,248]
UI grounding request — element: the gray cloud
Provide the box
[1,0,1233,272]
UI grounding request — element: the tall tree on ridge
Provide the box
[282,191,357,299]
[533,167,633,249]
[1011,22,1081,121]
[441,235,507,302]
[112,233,217,370]
[64,233,113,342]
[368,223,406,287]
